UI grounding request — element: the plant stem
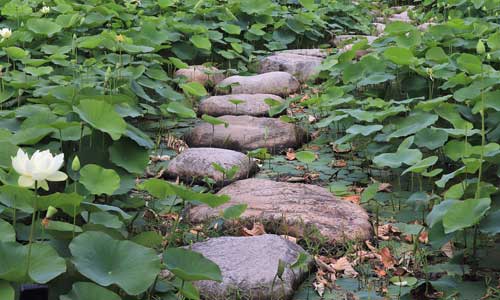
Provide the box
[26,182,39,276]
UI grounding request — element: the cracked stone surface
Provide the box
[216,72,300,96]
[198,94,283,117]
[166,147,257,184]
[188,234,311,300]
[174,65,225,86]
[259,52,324,82]
[186,116,307,153]
[189,178,372,242]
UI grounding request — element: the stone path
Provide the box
[189,178,371,241]
[187,235,310,300]
[169,6,420,298]
[186,115,307,153]
[198,94,283,117]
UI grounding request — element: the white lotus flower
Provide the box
[0,28,12,39]
[40,6,50,14]
[11,149,67,190]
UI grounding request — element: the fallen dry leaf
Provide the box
[305,145,321,151]
[441,241,454,258]
[285,149,296,161]
[419,231,429,244]
[332,159,347,168]
[149,155,171,163]
[308,115,317,123]
[379,247,396,269]
[242,222,266,236]
[374,267,387,277]
[280,235,297,243]
[315,256,336,273]
[377,224,400,240]
[341,195,361,205]
[371,177,393,192]
[332,257,358,277]
[313,281,325,297]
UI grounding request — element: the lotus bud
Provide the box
[487,53,491,60]
[71,155,80,171]
[476,40,485,55]
[45,206,57,219]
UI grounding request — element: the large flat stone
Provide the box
[175,65,225,86]
[189,234,310,300]
[190,179,372,242]
[259,53,324,82]
[278,49,328,58]
[186,116,307,153]
[216,72,300,96]
[199,94,283,117]
[166,148,257,184]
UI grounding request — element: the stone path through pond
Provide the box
[166,6,421,299]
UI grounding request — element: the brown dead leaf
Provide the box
[305,145,321,151]
[332,257,358,277]
[441,241,454,258]
[285,149,296,161]
[377,224,400,240]
[353,250,381,264]
[242,222,266,236]
[379,247,396,269]
[332,159,347,167]
[341,195,361,205]
[280,235,297,243]
[310,130,321,140]
[374,267,387,277]
[149,155,171,163]
[314,256,336,273]
[419,231,429,244]
[313,281,325,297]
[308,115,317,123]
[370,177,393,192]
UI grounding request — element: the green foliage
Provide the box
[163,248,222,282]
[70,231,161,295]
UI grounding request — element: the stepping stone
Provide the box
[372,22,386,35]
[418,22,436,31]
[332,35,377,48]
[186,116,307,153]
[259,53,324,82]
[190,178,372,242]
[166,148,257,184]
[279,48,328,58]
[375,11,412,24]
[174,65,225,86]
[189,234,310,300]
[198,94,283,117]
[216,72,300,96]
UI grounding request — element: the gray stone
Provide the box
[199,94,283,117]
[190,178,372,242]
[333,35,377,48]
[175,65,225,86]
[259,53,324,82]
[189,234,310,300]
[166,148,257,184]
[216,72,300,96]
[372,22,386,35]
[186,116,307,153]
[278,49,328,58]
